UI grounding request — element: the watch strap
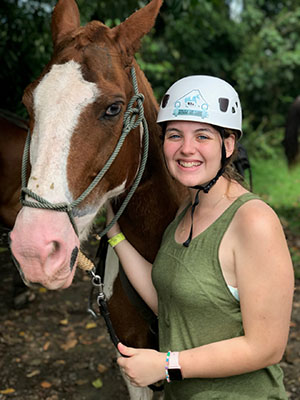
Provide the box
[167,351,183,381]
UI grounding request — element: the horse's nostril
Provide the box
[70,246,79,271]
[50,241,60,256]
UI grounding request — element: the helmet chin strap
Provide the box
[183,128,227,247]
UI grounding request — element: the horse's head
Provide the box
[10,0,162,289]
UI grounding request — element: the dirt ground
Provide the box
[0,230,299,400]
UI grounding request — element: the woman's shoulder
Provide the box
[236,195,278,220]
[232,194,284,240]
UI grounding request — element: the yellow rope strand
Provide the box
[77,250,95,271]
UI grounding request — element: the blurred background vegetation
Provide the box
[0,0,299,275]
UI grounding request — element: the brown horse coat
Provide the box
[0,111,28,228]
[9,0,186,354]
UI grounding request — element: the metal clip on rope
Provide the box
[87,268,121,349]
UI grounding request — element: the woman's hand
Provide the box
[117,342,166,387]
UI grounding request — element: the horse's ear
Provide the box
[112,0,163,56]
[51,0,80,47]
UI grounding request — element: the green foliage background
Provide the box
[0,0,299,271]
[2,0,300,137]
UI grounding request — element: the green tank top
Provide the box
[152,193,287,399]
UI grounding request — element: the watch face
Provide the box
[168,368,182,381]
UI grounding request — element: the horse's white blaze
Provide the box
[29,60,129,238]
[29,60,99,204]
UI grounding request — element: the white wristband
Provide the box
[169,352,180,368]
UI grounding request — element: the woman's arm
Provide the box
[106,202,158,314]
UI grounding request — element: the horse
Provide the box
[9,0,185,398]
[0,110,28,228]
[0,110,35,309]
[283,95,300,166]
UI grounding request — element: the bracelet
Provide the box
[107,232,125,248]
[165,351,171,383]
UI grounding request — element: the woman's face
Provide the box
[163,120,235,188]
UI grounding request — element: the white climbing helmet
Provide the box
[157,75,242,138]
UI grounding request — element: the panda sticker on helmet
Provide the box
[173,89,209,119]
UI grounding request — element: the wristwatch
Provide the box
[168,352,183,381]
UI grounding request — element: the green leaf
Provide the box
[92,378,103,389]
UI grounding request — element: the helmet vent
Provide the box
[218,97,229,112]
[161,94,170,108]
[232,107,236,113]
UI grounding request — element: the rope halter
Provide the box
[20,67,149,237]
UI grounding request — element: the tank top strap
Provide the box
[163,192,260,246]
[176,192,258,226]
[202,192,260,248]
[221,192,260,222]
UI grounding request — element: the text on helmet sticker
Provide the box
[172,89,209,119]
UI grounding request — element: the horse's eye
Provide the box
[105,103,122,117]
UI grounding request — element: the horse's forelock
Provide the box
[67,22,112,51]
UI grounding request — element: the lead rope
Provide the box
[76,248,163,392]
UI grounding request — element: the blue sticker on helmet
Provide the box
[173,90,209,119]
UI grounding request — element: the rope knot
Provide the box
[66,204,73,213]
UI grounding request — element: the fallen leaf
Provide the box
[85,322,97,329]
[40,381,52,388]
[76,379,88,386]
[97,363,108,373]
[59,319,68,326]
[43,341,51,351]
[53,360,66,366]
[92,378,103,389]
[26,370,40,378]
[60,339,78,351]
[79,334,93,345]
[0,388,15,394]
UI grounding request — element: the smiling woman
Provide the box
[163,121,235,190]
[106,74,294,399]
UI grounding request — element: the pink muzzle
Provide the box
[10,207,80,289]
